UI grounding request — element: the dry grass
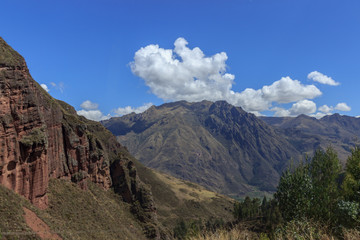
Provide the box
[189,220,360,240]
[343,228,360,240]
[134,160,235,230]
[189,225,260,240]
[189,229,256,240]
[0,185,39,239]
[40,179,147,240]
[153,171,231,202]
[0,179,148,240]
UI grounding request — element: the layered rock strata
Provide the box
[0,36,160,239]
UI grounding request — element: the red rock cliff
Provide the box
[0,37,117,209]
[0,37,157,222]
[0,37,163,239]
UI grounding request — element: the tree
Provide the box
[275,147,342,223]
[274,161,313,221]
[343,147,360,202]
[309,147,341,222]
[340,147,360,227]
[233,196,261,221]
[261,197,283,231]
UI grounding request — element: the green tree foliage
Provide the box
[336,200,359,228]
[309,148,341,222]
[275,147,342,223]
[231,147,360,238]
[261,197,283,231]
[275,162,313,221]
[343,147,360,202]
[233,196,261,220]
[233,196,283,232]
[339,147,360,227]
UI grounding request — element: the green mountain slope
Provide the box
[103,101,303,197]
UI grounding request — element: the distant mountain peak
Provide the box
[103,100,302,196]
[296,114,315,120]
[262,112,360,162]
[321,113,342,120]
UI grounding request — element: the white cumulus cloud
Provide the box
[318,104,333,113]
[231,88,270,112]
[80,100,99,110]
[77,100,110,121]
[130,38,322,113]
[308,71,339,86]
[40,84,49,92]
[261,77,321,103]
[272,107,291,117]
[289,100,317,116]
[273,100,317,117]
[77,101,153,121]
[77,109,110,121]
[130,38,235,103]
[114,103,153,116]
[313,103,351,117]
[335,102,351,111]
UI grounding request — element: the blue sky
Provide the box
[1,0,360,120]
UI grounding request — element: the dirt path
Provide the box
[23,207,62,240]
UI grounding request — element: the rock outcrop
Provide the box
[0,36,111,208]
[0,37,161,239]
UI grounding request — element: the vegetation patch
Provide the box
[19,127,47,147]
[0,179,149,240]
[153,171,221,202]
[0,37,24,67]
[191,146,360,240]
[132,159,235,231]
[0,185,39,239]
[38,179,146,240]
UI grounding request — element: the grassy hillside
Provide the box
[0,180,147,240]
[131,154,235,230]
[0,166,235,240]
[0,185,38,240]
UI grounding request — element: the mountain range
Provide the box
[260,113,360,162]
[103,101,360,198]
[102,101,303,197]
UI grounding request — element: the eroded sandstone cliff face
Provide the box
[0,36,160,239]
[0,37,114,208]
